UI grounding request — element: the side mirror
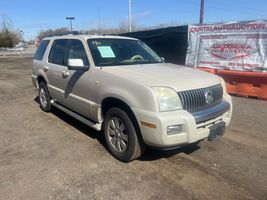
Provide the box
[161,57,166,62]
[68,59,89,70]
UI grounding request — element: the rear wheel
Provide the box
[104,107,144,162]
[38,82,51,112]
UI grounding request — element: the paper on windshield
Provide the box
[97,46,115,58]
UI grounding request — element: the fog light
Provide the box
[167,125,182,135]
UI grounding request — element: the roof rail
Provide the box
[48,31,80,37]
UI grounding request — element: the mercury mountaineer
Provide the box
[32,33,232,162]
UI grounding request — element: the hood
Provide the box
[102,63,221,92]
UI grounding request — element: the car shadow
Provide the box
[139,143,200,161]
[34,96,201,162]
[34,96,107,148]
[51,106,107,147]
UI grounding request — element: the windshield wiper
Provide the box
[131,60,162,64]
[99,60,162,67]
[99,61,122,66]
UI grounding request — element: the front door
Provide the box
[60,39,97,120]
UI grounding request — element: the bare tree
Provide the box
[37,20,180,42]
[37,27,69,40]
[80,20,139,35]
[0,16,21,47]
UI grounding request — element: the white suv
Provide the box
[32,33,232,162]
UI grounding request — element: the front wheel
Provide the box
[104,107,145,162]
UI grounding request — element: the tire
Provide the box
[38,82,52,112]
[104,107,145,162]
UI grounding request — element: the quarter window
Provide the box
[34,40,50,60]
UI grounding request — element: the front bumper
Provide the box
[132,95,232,148]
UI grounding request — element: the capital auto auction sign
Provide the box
[185,20,267,71]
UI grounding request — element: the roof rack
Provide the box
[48,31,80,37]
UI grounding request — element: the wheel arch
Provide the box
[36,74,48,89]
[37,76,47,87]
[101,97,144,141]
[102,97,132,117]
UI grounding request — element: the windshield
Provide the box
[87,38,163,67]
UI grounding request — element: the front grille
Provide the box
[178,84,223,112]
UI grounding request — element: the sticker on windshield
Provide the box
[97,46,115,58]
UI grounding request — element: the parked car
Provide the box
[32,33,232,162]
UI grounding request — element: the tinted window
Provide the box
[48,39,68,65]
[67,40,89,66]
[34,40,49,60]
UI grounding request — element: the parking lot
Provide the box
[0,56,266,200]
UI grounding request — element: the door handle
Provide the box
[44,66,49,72]
[62,70,70,77]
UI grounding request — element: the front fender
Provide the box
[95,72,158,112]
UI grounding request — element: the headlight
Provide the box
[152,87,182,112]
[219,77,227,95]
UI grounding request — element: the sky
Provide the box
[1,0,267,41]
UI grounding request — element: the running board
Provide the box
[50,100,102,131]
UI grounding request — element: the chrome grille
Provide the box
[178,84,223,112]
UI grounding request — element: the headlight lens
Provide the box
[219,77,227,95]
[152,87,182,112]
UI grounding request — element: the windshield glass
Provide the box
[87,38,163,66]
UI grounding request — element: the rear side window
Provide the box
[48,39,68,65]
[34,40,49,60]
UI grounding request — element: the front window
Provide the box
[87,38,163,66]
[67,39,89,66]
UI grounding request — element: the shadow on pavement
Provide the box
[34,96,201,162]
[34,96,107,148]
[139,143,200,161]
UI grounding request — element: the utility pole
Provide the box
[199,0,204,24]
[98,7,101,34]
[66,17,75,31]
[128,0,132,32]
[20,30,24,42]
